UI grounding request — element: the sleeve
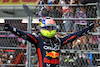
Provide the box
[11,27,38,44]
[4,23,38,44]
[60,23,94,47]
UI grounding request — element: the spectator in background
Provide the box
[36,0,54,17]
[36,0,44,17]
[20,40,27,50]
[7,54,13,64]
[73,0,88,50]
[52,0,60,4]
[74,39,82,49]
[64,7,75,34]
[75,57,89,67]
[19,40,27,64]
[12,49,25,67]
[81,0,100,50]
[0,49,4,65]
[58,0,69,15]
[62,0,77,49]
[64,7,75,49]
[0,53,8,67]
[49,6,63,25]
[41,0,62,18]
[0,49,4,58]
[41,0,55,17]
[92,20,100,50]
[60,52,75,67]
[31,54,39,67]
[59,0,71,32]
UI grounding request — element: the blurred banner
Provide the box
[0,0,37,5]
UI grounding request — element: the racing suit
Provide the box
[4,23,94,67]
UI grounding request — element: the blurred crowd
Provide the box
[0,0,100,67]
[36,0,100,50]
[0,40,27,67]
[35,0,100,66]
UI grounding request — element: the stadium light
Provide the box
[22,19,39,23]
[0,19,4,23]
[22,19,28,23]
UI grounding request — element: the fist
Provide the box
[4,23,11,31]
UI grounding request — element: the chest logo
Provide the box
[43,45,60,51]
[46,51,59,58]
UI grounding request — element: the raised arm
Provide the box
[60,23,94,47]
[4,23,38,45]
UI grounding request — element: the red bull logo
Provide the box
[46,19,55,25]
[44,58,59,64]
[47,20,51,23]
[46,20,52,24]
[43,51,60,64]
[46,51,59,58]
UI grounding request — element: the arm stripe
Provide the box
[27,33,37,43]
[37,48,43,67]
[63,35,76,44]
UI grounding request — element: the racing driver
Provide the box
[4,17,94,67]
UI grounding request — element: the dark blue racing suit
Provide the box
[4,23,94,67]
